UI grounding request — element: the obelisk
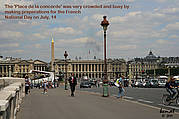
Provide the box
[51,37,54,71]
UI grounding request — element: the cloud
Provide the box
[160,8,179,14]
[92,14,105,21]
[0,0,179,60]
[0,43,19,48]
[169,35,179,39]
[119,45,137,50]
[156,39,173,45]
[163,22,179,31]
[0,31,24,40]
[1,49,24,54]
[51,27,82,35]
[32,33,46,40]
[34,44,41,48]
[153,0,171,3]
[56,37,92,44]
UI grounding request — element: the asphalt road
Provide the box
[77,86,179,111]
[17,87,179,119]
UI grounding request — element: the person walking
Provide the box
[25,76,30,95]
[43,81,48,94]
[116,76,125,99]
[69,73,77,97]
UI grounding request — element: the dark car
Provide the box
[80,81,91,88]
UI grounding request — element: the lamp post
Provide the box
[101,16,109,97]
[64,51,68,90]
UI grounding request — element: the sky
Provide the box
[0,0,179,62]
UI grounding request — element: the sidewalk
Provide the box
[16,87,179,119]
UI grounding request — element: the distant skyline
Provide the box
[0,0,179,62]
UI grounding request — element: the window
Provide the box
[79,64,81,72]
[82,64,84,71]
[11,66,14,72]
[86,64,87,71]
[76,64,78,71]
[72,64,74,71]
[0,66,2,73]
[4,66,6,72]
[89,64,91,71]
[95,64,97,71]
[92,64,94,71]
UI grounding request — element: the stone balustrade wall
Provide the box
[0,78,25,119]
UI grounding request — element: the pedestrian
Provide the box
[25,76,30,95]
[116,76,125,99]
[68,73,77,97]
[28,78,31,94]
[43,81,48,94]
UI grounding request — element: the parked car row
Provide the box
[79,75,179,89]
[131,78,167,88]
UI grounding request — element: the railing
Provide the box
[0,78,25,119]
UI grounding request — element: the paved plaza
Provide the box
[16,87,179,119]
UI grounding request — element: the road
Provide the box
[17,87,179,119]
[78,86,179,111]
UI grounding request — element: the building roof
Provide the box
[145,50,157,59]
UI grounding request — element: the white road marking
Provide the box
[158,104,164,106]
[111,95,134,100]
[158,104,179,110]
[167,106,179,110]
[124,96,134,99]
[138,99,153,104]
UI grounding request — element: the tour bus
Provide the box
[29,70,54,87]
[157,76,168,88]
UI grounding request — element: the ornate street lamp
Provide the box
[101,16,109,97]
[64,51,68,90]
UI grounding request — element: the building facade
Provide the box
[0,56,127,80]
[54,58,126,80]
[128,51,179,79]
[0,57,48,78]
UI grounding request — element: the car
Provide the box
[158,76,168,88]
[80,81,91,88]
[142,81,151,88]
[150,79,159,88]
[135,81,143,88]
[89,79,96,87]
[130,79,136,87]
